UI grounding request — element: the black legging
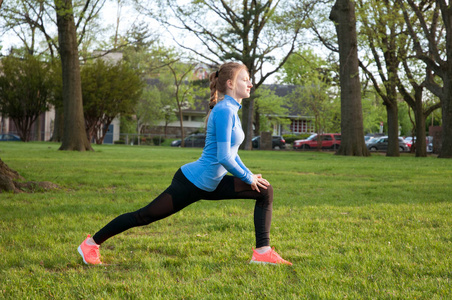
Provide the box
[93,168,273,248]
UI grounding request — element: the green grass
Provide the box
[0,142,451,299]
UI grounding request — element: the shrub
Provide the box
[152,136,165,146]
[283,134,312,144]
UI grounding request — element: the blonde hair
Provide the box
[208,62,249,110]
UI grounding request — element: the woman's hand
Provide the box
[250,174,270,193]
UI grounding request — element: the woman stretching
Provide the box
[78,62,292,266]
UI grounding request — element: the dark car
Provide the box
[293,133,341,150]
[0,134,21,141]
[171,133,206,148]
[367,136,408,152]
[252,135,286,150]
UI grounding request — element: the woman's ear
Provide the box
[226,79,234,90]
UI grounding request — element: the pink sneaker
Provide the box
[77,235,102,265]
[250,247,292,266]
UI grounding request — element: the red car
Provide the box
[293,133,341,150]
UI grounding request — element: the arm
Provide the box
[235,154,252,176]
[215,109,254,185]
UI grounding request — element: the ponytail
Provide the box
[209,71,218,109]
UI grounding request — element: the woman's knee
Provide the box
[258,183,273,204]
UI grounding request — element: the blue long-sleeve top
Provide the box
[181,95,254,192]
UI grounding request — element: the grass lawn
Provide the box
[0,142,451,299]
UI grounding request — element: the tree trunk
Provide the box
[386,101,400,156]
[330,0,370,156]
[0,158,23,193]
[55,0,92,151]
[241,96,255,150]
[414,88,427,157]
[439,77,452,158]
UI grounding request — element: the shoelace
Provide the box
[269,249,283,262]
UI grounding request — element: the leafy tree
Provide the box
[397,58,441,156]
[355,0,408,157]
[0,54,53,141]
[141,0,314,149]
[397,0,452,158]
[81,59,144,144]
[329,0,370,156]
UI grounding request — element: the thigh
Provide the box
[201,175,262,201]
[164,169,203,211]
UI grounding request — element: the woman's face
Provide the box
[229,68,253,102]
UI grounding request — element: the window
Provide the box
[290,119,313,134]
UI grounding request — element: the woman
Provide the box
[78,62,292,266]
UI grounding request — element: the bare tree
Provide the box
[166,59,195,147]
[329,0,370,156]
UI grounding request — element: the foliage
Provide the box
[0,142,451,299]
[81,59,144,144]
[279,49,340,135]
[0,54,53,141]
[254,87,289,133]
[282,133,311,144]
[361,89,387,134]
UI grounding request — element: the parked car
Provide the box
[171,133,206,148]
[404,136,414,149]
[403,136,433,152]
[0,134,21,141]
[293,133,341,150]
[365,133,385,143]
[252,135,286,150]
[367,136,409,152]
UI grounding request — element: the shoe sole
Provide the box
[249,260,278,265]
[77,245,89,265]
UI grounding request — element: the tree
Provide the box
[2,0,109,146]
[356,0,407,157]
[0,0,57,192]
[55,0,92,151]
[165,57,196,147]
[141,0,313,149]
[330,0,370,156]
[397,57,441,157]
[81,59,143,144]
[0,54,53,141]
[397,0,452,158]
